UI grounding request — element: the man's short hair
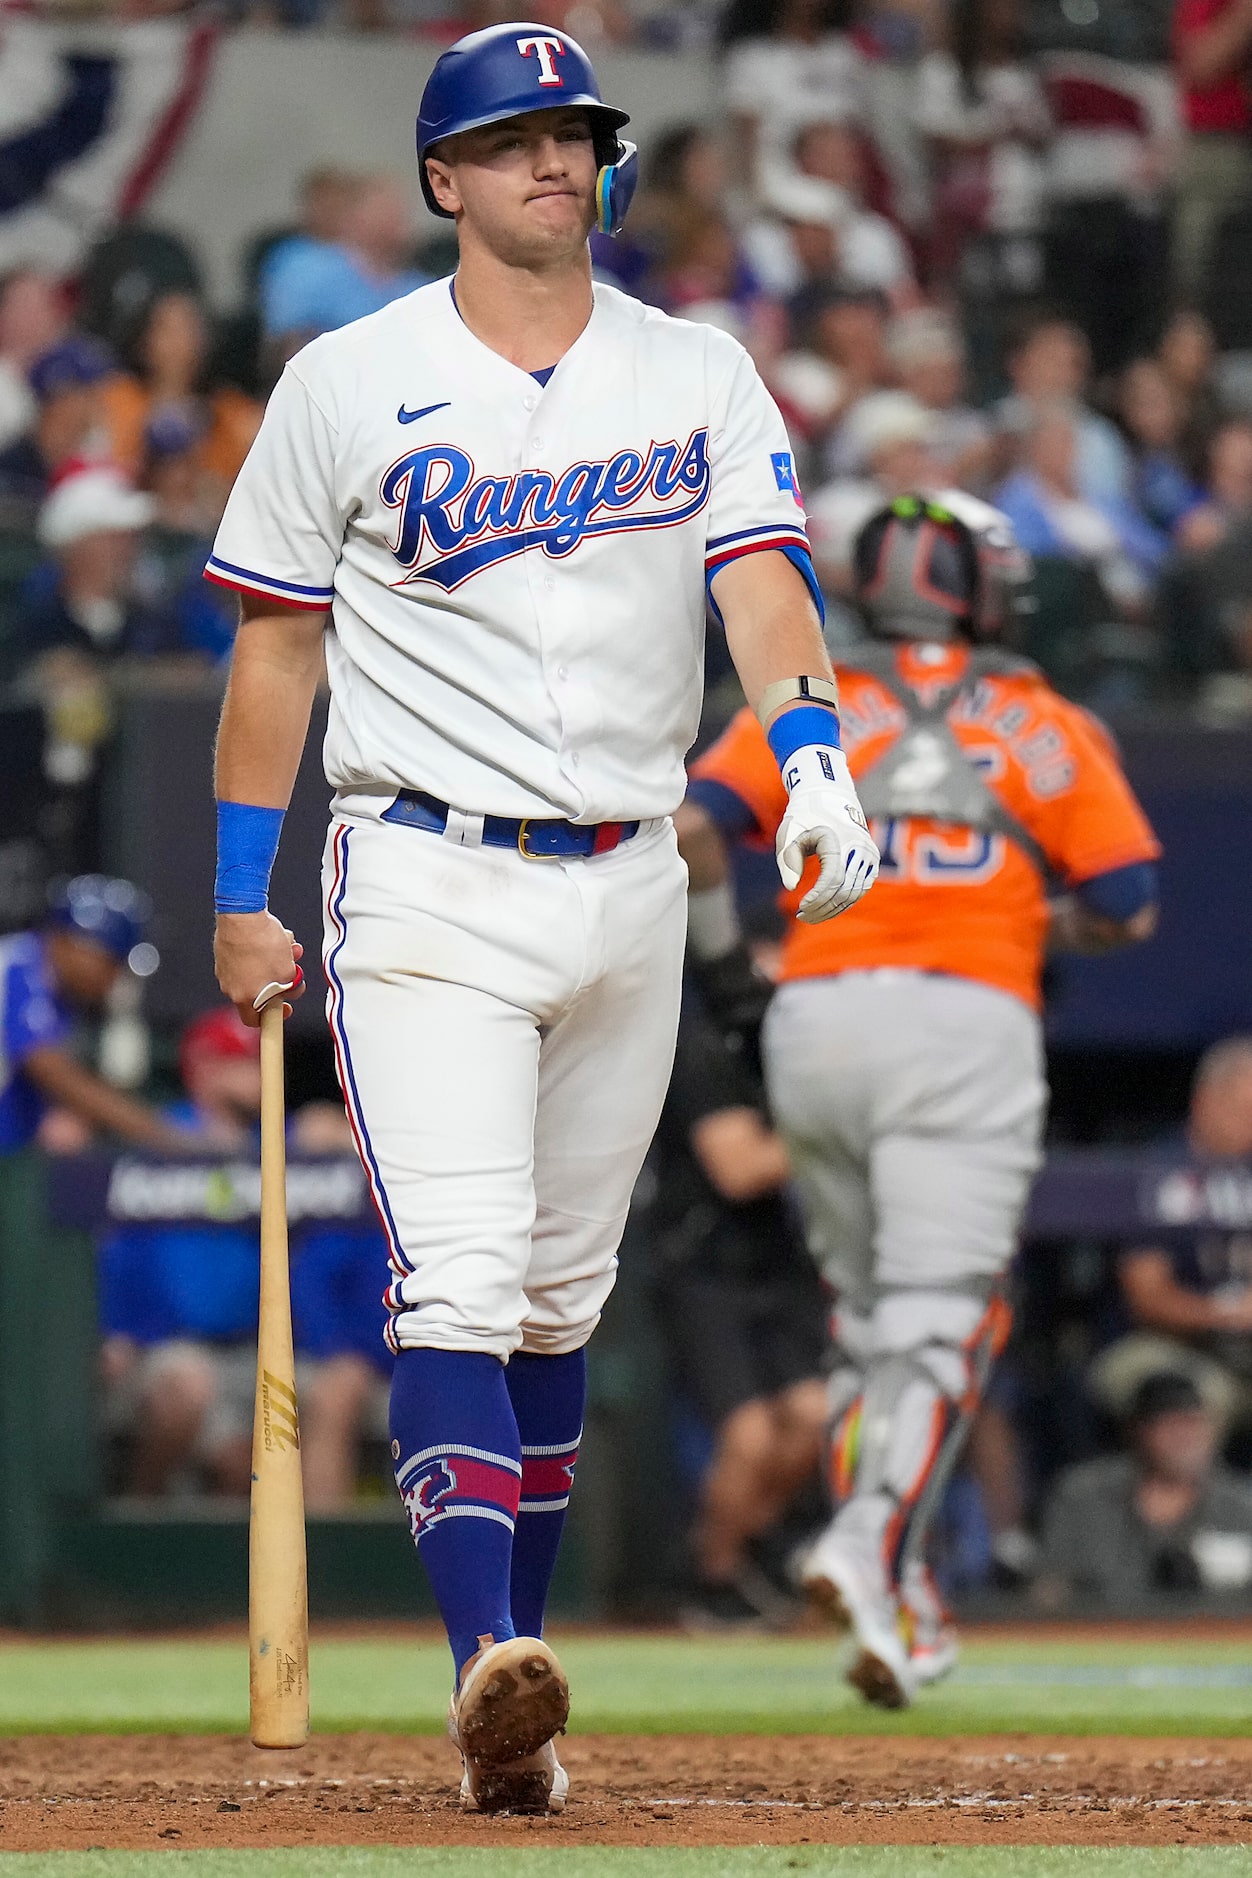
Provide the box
[1194,1035,1252,1092]
[1004,308,1080,362]
[1128,1369,1206,1424]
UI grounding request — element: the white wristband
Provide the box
[780,743,853,795]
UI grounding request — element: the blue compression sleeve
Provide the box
[766,702,841,770]
[1075,860,1158,922]
[214,801,285,914]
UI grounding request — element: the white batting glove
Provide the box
[776,745,880,923]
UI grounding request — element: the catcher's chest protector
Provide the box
[842,645,1049,876]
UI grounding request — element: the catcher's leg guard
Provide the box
[832,1286,1011,1586]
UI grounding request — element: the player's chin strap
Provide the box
[595,140,638,238]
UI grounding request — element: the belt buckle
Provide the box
[517,817,560,860]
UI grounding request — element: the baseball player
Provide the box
[0,876,183,1157]
[206,23,877,1812]
[679,493,1161,1707]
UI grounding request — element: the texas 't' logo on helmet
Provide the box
[517,34,566,85]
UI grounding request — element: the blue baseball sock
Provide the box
[505,1349,586,1639]
[390,1349,521,1682]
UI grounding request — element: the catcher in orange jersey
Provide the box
[677,493,1161,1707]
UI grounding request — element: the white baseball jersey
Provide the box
[207,278,819,824]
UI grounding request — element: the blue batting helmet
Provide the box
[416,22,638,237]
[46,875,158,975]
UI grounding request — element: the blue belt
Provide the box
[381,789,640,859]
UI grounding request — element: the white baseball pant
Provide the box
[763,968,1046,1569]
[321,815,688,1360]
[763,968,1047,1313]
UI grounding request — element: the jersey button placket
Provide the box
[544,576,579,791]
[524,404,580,803]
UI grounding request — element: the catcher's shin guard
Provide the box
[842,1288,1011,1585]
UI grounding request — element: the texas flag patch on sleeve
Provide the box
[771,450,804,507]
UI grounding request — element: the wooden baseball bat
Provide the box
[249,994,309,1748]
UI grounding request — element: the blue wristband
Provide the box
[766,702,841,771]
[214,801,285,914]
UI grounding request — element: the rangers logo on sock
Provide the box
[395,1443,523,1540]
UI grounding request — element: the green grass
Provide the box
[1,1854,1251,1876]
[0,1631,1250,1736]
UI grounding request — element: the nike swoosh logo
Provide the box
[398,401,450,425]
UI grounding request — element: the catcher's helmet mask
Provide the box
[853,493,1034,645]
[417,23,637,238]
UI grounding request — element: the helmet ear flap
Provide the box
[595,139,637,236]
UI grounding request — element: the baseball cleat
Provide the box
[802,1527,917,1710]
[459,1738,569,1814]
[909,1629,960,1689]
[900,1557,960,1687]
[450,1636,570,1768]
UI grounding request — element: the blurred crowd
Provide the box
[1,0,1252,1616]
[0,165,434,878]
[94,1006,393,1513]
[6,0,1252,819]
[8,866,1252,1621]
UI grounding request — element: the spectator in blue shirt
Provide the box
[1116,358,1205,537]
[996,317,1134,508]
[0,875,179,1157]
[99,1005,268,1496]
[260,173,428,365]
[0,336,115,525]
[244,165,359,311]
[994,406,1168,609]
[99,1006,391,1501]
[1092,1038,1252,1437]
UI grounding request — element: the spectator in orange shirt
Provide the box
[677,492,1160,1706]
[101,291,262,526]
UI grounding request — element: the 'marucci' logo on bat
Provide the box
[381,430,711,591]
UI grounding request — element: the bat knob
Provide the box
[253,977,297,1013]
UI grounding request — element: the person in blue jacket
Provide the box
[0,875,180,1156]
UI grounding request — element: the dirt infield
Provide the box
[1,1735,1251,1850]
